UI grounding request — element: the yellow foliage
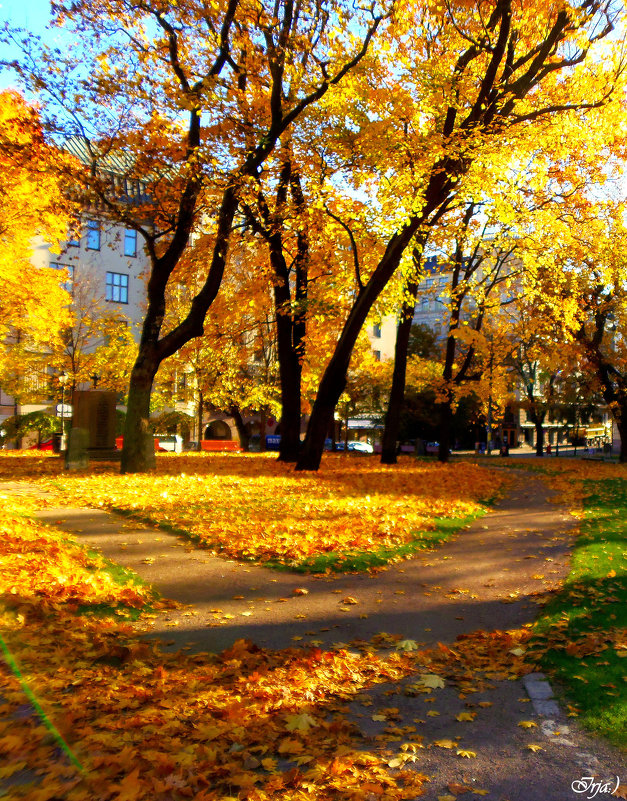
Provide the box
[0,91,76,368]
[25,454,509,567]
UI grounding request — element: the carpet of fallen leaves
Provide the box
[0,493,537,801]
[13,453,509,569]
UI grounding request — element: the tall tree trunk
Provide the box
[121,361,157,473]
[274,301,302,461]
[616,408,627,463]
[381,281,418,464]
[196,386,204,449]
[229,405,250,451]
[438,398,453,463]
[259,407,267,452]
[534,420,544,456]
[297,174,455,471]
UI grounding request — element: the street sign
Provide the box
[56,403,73,416]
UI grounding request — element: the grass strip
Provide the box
[267,513,484,573]
[530,477,627,749]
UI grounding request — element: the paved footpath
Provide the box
[4,471,626,800]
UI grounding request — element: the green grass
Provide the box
[107,507,486,574]
[77,546,159,620]
[530,478,627,749]
[267,513,484,573]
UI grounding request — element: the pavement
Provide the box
[2,468,626,800]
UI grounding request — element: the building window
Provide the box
[67,230,80,248]
[50,262,74,294]
[373,350,381,361]
[372,322,382,338]
[86,219,101,250]
[106,272,129,304]
[124,228,137,257]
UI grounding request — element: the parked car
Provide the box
[156,434,183,453]
[348,441,374,454]
[425,441,452,455]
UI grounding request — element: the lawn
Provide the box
[527,465,627,749]
[2,452,508,572]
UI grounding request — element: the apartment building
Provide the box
[0,217,148,431]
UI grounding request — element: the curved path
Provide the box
[4,470,626,800]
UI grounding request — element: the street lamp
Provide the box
[59,372,69,451]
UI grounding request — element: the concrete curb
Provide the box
[523,672,562,717]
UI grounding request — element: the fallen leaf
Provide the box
[433,739,458,749]
[285,713,317,733]
[396,639,419,651]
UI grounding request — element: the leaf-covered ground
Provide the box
[6,453,508,571]
[1,454,625,801]
[0,493,537,801]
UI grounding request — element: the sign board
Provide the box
[56,404,73,416]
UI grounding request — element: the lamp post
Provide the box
[59,372,69,451]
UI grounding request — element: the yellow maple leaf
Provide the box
[418,673,445,689]
[456,749,477,758]
[518,720,538,728]
[433,739,458,749]
[285,713,317,733]
[396,639,419,651]
[455,712,476,722]
[526,744,544,752]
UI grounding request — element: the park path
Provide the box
[3,469,626,800]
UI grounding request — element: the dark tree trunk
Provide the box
[381,281,418,464]
[617,413,627,463]
[259,407,267,452]
[438,399,453,463]
[253,155,308,464]
[534,419,544,457]
[122,182,240,472]
[297,171,456,471]
[121,361,157,473]
[196,386,204,449]
[274,299,303,462]
[230,405,250,451]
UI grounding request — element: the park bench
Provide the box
[200,440,242,452]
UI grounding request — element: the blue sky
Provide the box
[1,0,59,90]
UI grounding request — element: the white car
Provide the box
[348,441,374,454]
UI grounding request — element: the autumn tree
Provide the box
[7,0,388,473]
[50,270,138,398]
[533,204,627,460]
[295,0,625,470]
[155,250,280,450]
[0,90,76,388]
